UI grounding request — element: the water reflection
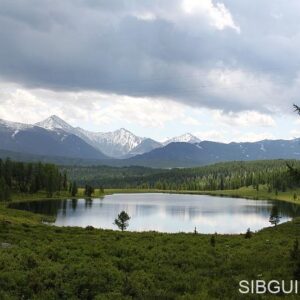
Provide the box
[9,193,300,233]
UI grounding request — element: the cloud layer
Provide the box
[1,0,300,142]
[1,0,300,115]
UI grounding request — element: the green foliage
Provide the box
[294,259,300,280]
[290,239,299,260]
[0,158,67,201]
[0,211,299,299]
[70,181,78,197]
[64,160,300,192]
[0,176,10,201]
[84,185,94,197]
[114,211,130,231]
[269,206,281,226]
[210,235,216,247]
[245,228,252,239]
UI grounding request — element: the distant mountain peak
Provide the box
[36,115,74,131]
[164,133,201,145]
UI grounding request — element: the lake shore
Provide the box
[0,196,300,299]
[5,185,300,206]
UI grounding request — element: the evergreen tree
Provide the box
[114,211,130,231]
[269,206,281,226]
[84,185,94,197]
[245,228,252,239]
[71,181,78,197]
[0,176,10,201]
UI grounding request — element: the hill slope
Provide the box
[0,120,108,160]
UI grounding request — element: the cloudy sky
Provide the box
[1,0,300,142]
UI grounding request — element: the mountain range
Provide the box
[0,115,300,168]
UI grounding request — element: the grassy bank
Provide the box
[195,185,300,205]
[2,185,300,211]
[0,207,300,299]
[0,188,299,298]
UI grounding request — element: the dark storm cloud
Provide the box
[0,0,299,113]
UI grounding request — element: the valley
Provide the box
[2,1,300,298]
[1,156,300,299]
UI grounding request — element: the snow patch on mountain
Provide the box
[36,115,74,132]
[164,133,201,145]
[76,127,145,157]
[260,143,266,152]
[0,119,32,131]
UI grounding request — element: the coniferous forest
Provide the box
[0,159,67,201]
[62,159,300,192]
[1,160,300,299]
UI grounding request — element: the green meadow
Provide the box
[0,188,300,299]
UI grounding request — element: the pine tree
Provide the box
[0,176,10,201]
[84,185,94,197]
[71,181,78,197]
[114,211,130,231]
[269,206,281,226]
[245,228,252,239]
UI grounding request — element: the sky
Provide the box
[0,0,300,142]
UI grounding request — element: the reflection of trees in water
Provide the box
[9,198,300,226]
[165,206,187,219]
[70,199,78,211]
[85,198,93,209]
[62,200,67,216]
[99,197,104,207]
[9,199,63,217]
[253,200,300,219]
[164,200,300,221]
[135,205,157,217]
[274,200,300,218]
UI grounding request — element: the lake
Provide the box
[9,193,300,233]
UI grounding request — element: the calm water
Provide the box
[9,193,300,233]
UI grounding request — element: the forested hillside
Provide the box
[0,159,67,201]
[64,160,300,192]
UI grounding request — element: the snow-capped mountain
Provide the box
[76,127,146,158]
[0,118,108,160]
[2,116,300,167]
[36,115,74,132]
[126,138,162,157]
[0,119,33,131]
[36,116,148,158]
[163,133,201,145]
[126,139,300,168]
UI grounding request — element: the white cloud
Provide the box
[213,110,276,127]
[289,129,300,139]
[133,12,156,21]
[181,0,240,32]
[181,116,201,126]
[0,82,185,129]
[90,96,185,128]
[194,129,275,143]
[194,129,226,141]
[232,132,275,143]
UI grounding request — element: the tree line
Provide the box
[69,160,300,192]
[0,158,67,201]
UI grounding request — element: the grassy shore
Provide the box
[6,183,300,204]
[0,209,299,299]
[0,188,299,298]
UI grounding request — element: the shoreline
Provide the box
[5,186,300,205]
